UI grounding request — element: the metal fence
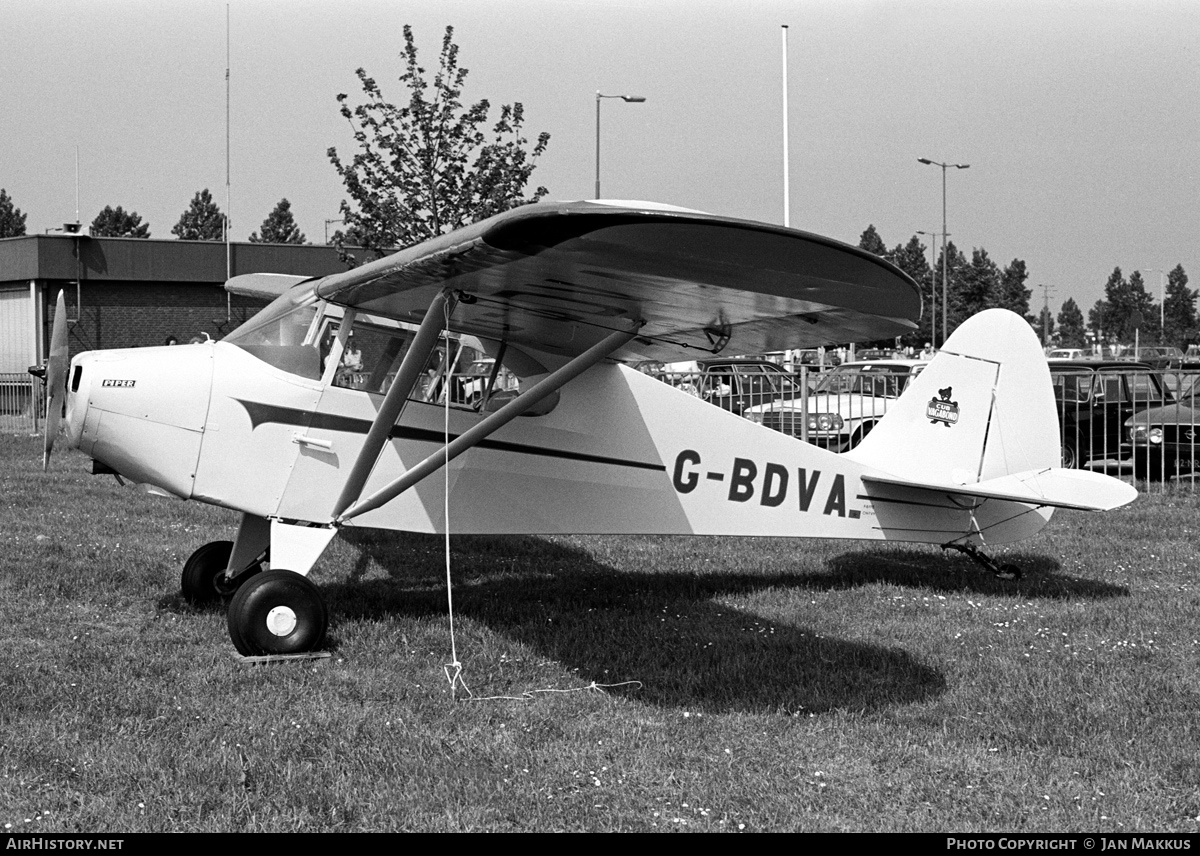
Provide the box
[642,363,1200,494]
[8,358,1199,495]
[0,373,41,435]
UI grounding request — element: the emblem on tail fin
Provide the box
[927,386,959,426]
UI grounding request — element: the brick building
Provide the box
[0,234,351,374]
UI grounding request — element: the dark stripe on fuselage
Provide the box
[235,399,667,473]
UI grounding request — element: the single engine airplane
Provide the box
[34,200,1136,656]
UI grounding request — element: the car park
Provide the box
[647,357,809,416]
[1120,346,1183,370]
[1049,359,1171,470]
[743,359,927,451]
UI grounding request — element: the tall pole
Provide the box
[919,158,969,344]
[225,3,231,284]
[594,94,601,200]
[781,24,790,228]
[595,93,646,199]
[917,230,939,348]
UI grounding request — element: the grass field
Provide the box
[2,433,1199,832]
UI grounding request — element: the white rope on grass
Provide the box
[434,296,642,704]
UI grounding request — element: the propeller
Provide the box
[43,290,68,470]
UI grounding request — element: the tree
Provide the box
[91,205,150,238]
[0,188,27,237]
[249,198,306,244]
[1036,305,1056,346]
[1162,264,1196,347]
[172,189,225,241]
[954,247,999,325]
[1057,297,1087,348]
[1088,299,1108,343]
[328,24,550,265]
[890,235,934,347]
[857,225,887,258]
[996,259,1032,319]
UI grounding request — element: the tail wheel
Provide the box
[227,569,328,656]
[181,540,234,606]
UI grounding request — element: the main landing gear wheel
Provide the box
[181,541,235,606]
[226,569,328,656]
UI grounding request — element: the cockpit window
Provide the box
[223,288,321,379]
[224,288,319,348]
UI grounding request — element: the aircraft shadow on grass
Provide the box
[306,529,1121,715]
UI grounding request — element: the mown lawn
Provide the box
[2,434,1198,831]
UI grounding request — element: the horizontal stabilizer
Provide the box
[861,468,1137,512]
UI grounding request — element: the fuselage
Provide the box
[60,288,1055,545]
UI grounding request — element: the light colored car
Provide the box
[1047,348,1084,360]
[744,359,927,451]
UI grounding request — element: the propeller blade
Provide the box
[43,290,68,470]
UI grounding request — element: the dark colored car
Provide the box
[1120,346,1183,371]
[1049,360,1171,470]
[648,358,808,415]
[1124,375,1200,479]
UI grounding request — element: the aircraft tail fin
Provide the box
[846,309,1079,488]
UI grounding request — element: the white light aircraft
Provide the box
[36,200,1136,656]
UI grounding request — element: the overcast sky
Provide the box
[3,0,1196,319]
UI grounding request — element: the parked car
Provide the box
[1049,360,1171,470]
[743,359,928,451]
[1119,346,1183,370]
[1047,348,1084,360]
[1125,385,1200,480]
[648,358,809,416]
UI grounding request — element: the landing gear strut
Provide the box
[941,541,1022,580]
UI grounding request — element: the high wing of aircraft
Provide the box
[35,200,1136,658]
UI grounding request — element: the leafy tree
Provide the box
[91,205,150,238]
[1088,299,1108,343]
[172,189,225,241]
[1036,305,1056,346]
[249,198,306,244]
[1162,264,1196,347]
[1056,297,1087,348]
[0,188,27,237]
[890,235,934,346]
[932,241,968,339]
[1127,269,1158,341]
[857,225,887,258]
[951,247,998,328]
[997,259,1032,319]
[328,24,551,266]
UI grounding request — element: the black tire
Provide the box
[996,563,1022,581]
[1061,441,1079,469]
[1133,451,1165,482]
[226,569,328,656]
[181,541,234,606]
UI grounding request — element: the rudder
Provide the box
[845,309,1058,484]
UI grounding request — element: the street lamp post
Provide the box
[918,158,969,344]
[596,92,646,199]
[916,230,940,349]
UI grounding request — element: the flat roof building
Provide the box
[0,234,351,374]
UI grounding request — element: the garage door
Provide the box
[0,286,34,374]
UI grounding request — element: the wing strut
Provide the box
[336,325,640,524]
[331,288,458,520]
